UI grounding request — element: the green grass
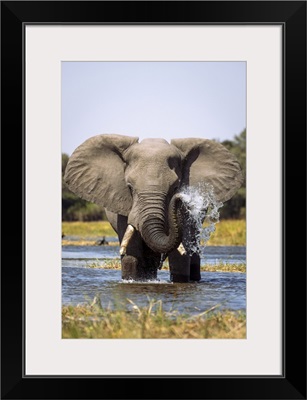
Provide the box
[86,259,121,269]
[85,259,246,273]
[62,299,246,339]
[62,239,119,246]
[201,263,246,273]
[62,219,246,246]
[62,221,116,237]
[206,219,246,246]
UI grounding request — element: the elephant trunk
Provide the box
[138,192,182,254]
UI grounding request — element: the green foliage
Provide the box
[220,130,246,219]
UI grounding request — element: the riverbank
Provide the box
[62,219,246,246]
[62,300,246,339]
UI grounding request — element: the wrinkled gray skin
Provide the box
[64,134,243,282]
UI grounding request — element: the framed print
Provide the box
[1,1,306,399]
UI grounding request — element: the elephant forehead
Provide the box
[126,140,181,161]
[132,163,179,190]
[141,138,169,145]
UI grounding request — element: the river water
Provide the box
[62,245,246,315]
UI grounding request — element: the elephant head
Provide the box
[64,134,243,255]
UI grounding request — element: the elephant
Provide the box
[64,134,243,282]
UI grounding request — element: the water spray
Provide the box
[179,183,223,255]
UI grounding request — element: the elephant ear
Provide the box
[171,138,243,202]
[64,134,139,216]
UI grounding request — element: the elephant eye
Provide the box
[127,183,133,192]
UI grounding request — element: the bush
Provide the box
[65,202,106,222]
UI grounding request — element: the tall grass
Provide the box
[207,219,246,246]
[62,219,246,246]
[62,299,246,339]
[62,221,116,237]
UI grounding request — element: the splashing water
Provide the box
[179,183,223,255]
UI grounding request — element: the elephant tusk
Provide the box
[177,242,187,256]
[119,225,135,256]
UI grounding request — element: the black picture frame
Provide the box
[1,1,306,399]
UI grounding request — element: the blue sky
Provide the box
[62,62,246,155]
